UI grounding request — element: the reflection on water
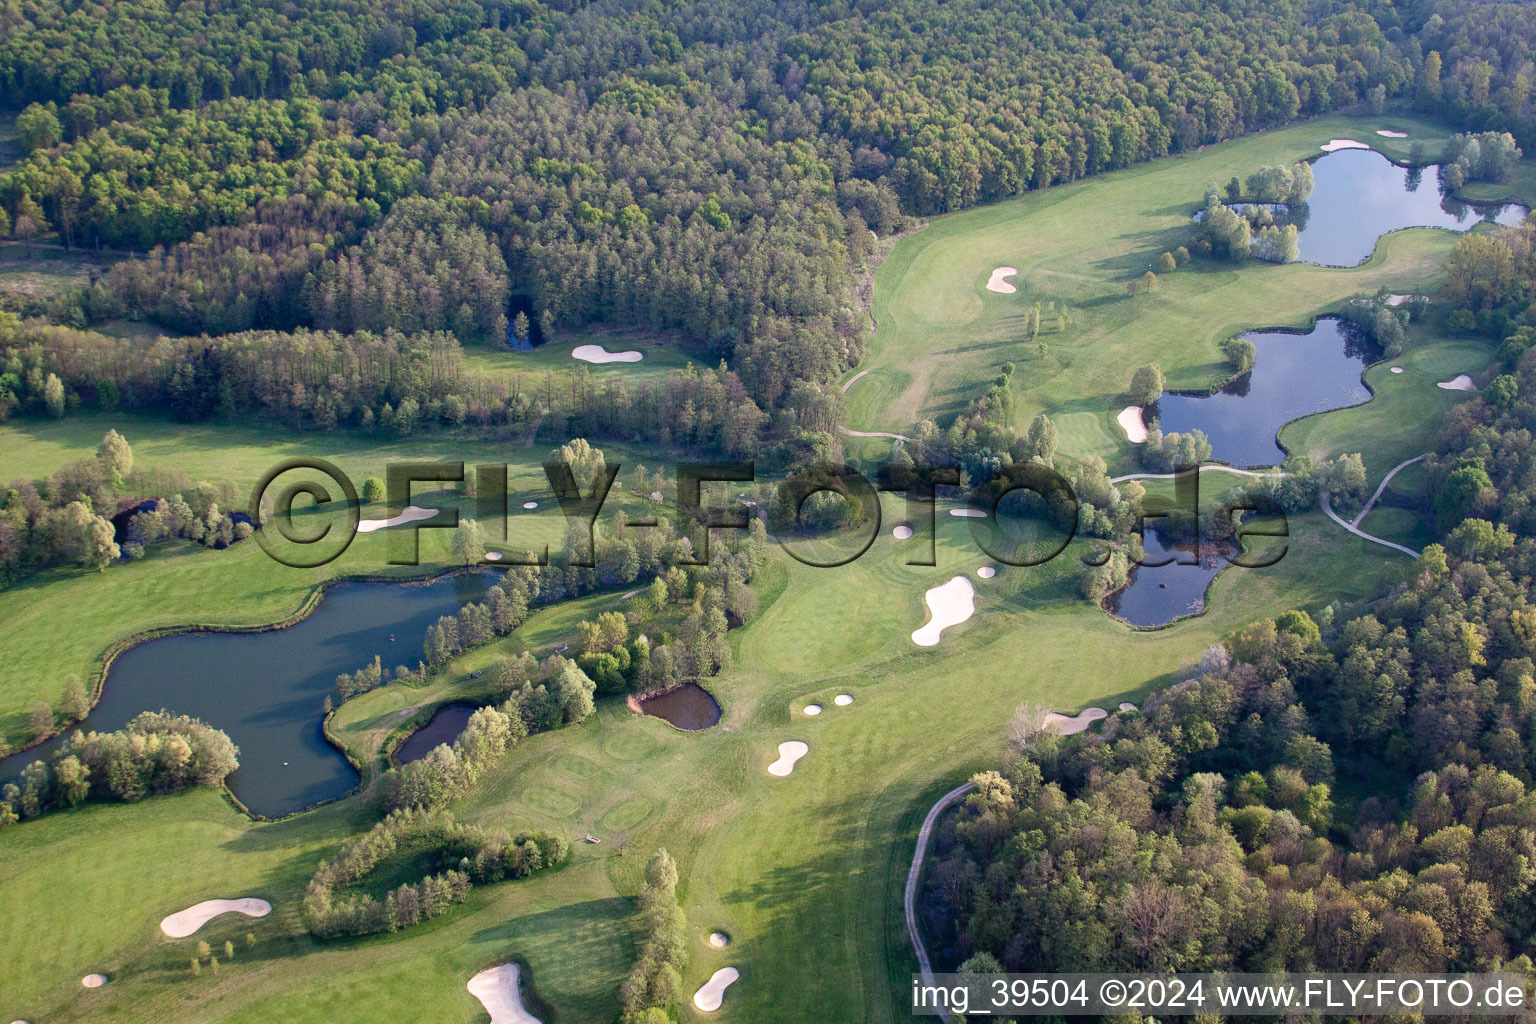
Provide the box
[0,573,492,817]
[1107,525,1228,628]
[1152,317,1374,467]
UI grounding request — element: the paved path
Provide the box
[841,369,870,393]
[1322,491,1421,558]
[1348,453,1428,529]
[839,426,912,441]
[523,413,545,447]
[1109,465,1285,484]
[905,779,976,1021]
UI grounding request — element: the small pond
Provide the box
[1203,148,1528,267]
[1150,316,1373,467]
[393,701,480,764]
[1106,524,1229,628]
[0,572,492,818]
[637,683,721,731]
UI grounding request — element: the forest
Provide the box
[5,0,1536,460]
[923,218,1536,981]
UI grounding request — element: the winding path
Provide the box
[905,779,976,1021]
[839,426,912,441]
[1319,453,1429,559]
[1109,465,1285,484]
[841,369,870,393]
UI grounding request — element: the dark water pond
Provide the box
[1107,525,1229,627]
[637,682,721,731]
[1151,317,1373,467]
[393,701,479,764]
[1228,148,1528,267]
[0,572,491,817]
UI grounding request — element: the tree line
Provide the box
[1,711,239,824]
[303,807,569,938]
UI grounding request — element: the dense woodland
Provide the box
[6,0,1536,456]
[925,221,1536,983]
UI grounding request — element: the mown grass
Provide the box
[848,113,1503,474]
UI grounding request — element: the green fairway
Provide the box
[850,114,1490,464]
[0,111,1507,1024]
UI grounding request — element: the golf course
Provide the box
[0,109,1518,1023]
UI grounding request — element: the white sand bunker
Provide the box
[1390,366,1404,373]
[1377,129,1408,138]
[572,344,642,364]
[1384,293,1422,306]
[949,507,987,518]
[1321,138,1369,152]
[1118,405,1147,443]
[522,501,538,510]
[160,897,272,938]
[485,551,503,561]
[80,974,108,989]
[693,967,741,1012]
[767,741,809,776]
[357,505,439,533]
[892,524,914,539]
[834,694,854,706]
[803,703,822,716]
[912,576,976,647]
[708,932,731,949]
[1439,375,1475,391]
[985,267,1019,294]
[1118,701,1137,712]
[976,566,996,579]
[1045,707,1108,735]
[468,963,542,1024]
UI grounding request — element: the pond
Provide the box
[1150,316,1373,467]
[393,701,480,764]
[1106,524,1229,628]
[0,572,492,818]
[1213,148,1528,267]
[637,683,721,731]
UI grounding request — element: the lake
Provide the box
[0,572,492,818]
[1106,524,1229,628]
[1151,317,1373,467]
[1252,148,1525,267]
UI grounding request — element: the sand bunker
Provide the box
[834,694,854,706]
[1390,366,1404,373]
[949,507,987,518]
[985,267,1019,294]
[467,963,542,1024]
[1384,293,1423,306]
[1377,129,1408,138]
[1118,701,1137,712]
[160,898,272,938]
[1044,707,1108,735]
[693,967,741,1012]
[803,704,822,716]
[572,344,642,364]
[485,551,503,561]
[708,932,731,949]
[80,974,107,989]
[522,501,538,510]
[912,576,976,647]
[1320,138,1369,152]
[892,524,914,539]
[768,741,809,776]
[1117,405,1147,443]
[976,566,996,579]
[357,505,439,533]
[1439,375,1475,391]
